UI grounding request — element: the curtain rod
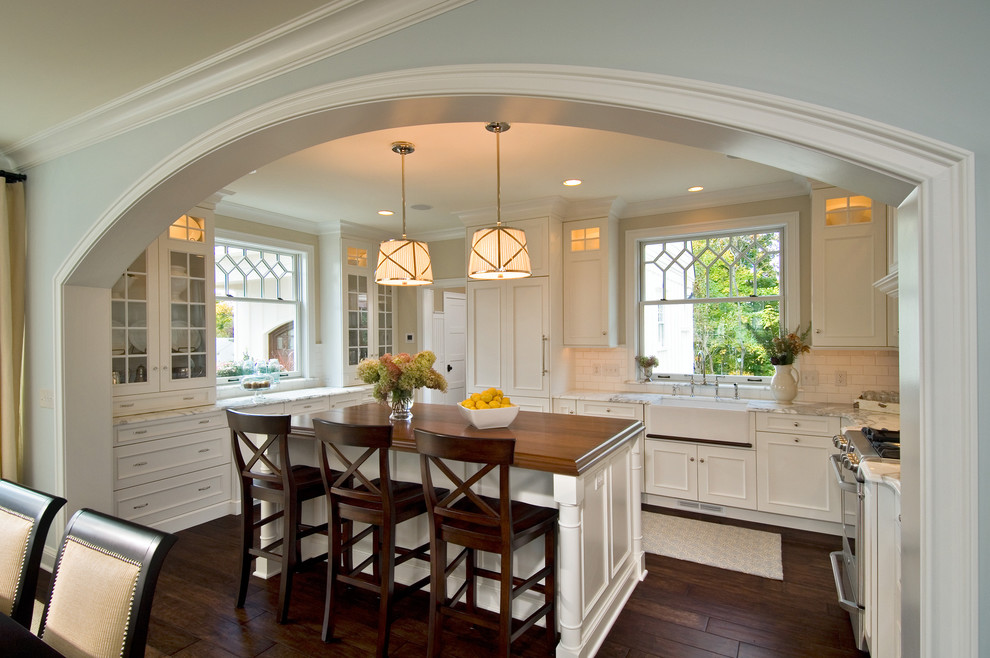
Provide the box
[1,170,27,183]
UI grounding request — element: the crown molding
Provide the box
[2,0,475,169]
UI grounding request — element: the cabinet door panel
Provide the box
[505,278,549,397]
[698,446,756,510]
[467,283,503,392]
[644,440,697,499]
[756,432,839,521]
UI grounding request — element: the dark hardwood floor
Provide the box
[115,507,866,657]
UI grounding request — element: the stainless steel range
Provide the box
[829,424,900,651]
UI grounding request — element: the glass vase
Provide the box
[389,389,414,421]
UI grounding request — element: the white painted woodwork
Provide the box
[755,428,841,522]
[562,217,618,347]
[553,398,577,415]
[467,277,550,399]
[576,399,644,421]
[442,292,467,405]
[112,204,216,412]
[811,187,889,347]
[644,439,756,510]
[697,445,758,510]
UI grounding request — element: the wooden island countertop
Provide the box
[290,402,644,477]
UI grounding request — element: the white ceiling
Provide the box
[1,2,806,233]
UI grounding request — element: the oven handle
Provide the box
[829,551,865,613]
[829,453,860,493]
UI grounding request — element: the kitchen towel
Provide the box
[642,512,783,580]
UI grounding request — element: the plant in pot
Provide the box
[747,322,812,403]
[635,355,659,382]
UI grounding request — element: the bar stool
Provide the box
[226,409,329,623]
[313,419,433,657]
[415,429,558,657]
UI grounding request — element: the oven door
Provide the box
[829,453,868,650]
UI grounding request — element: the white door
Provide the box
[643,439,698,500]
[504,277,550,397]
[698,446,757,510]
[442,292,466,405]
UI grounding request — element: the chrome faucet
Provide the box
[733,382,739,400]
[714,375,722,400]
[689,375,695,397]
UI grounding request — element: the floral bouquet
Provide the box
[635,355,659,369]
[357,351,447,418]
[748,322,812,365]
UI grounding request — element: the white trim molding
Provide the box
[53,64,976,657]
[2,0,476,169]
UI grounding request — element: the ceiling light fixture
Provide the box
[468,122,532,280]
[378,209,394,216]
[688,185,704,192]
[374,142,433,286]
[563,178,582,186]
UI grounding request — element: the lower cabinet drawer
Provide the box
[577,400,644,421]
[114,465,230,527]
[113,388,216,416]
[286,397,331,414]
[114,428,230,490]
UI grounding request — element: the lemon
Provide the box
[462,400,476,409]
[471,393,482,401]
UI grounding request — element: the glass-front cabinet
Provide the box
[112,207,216,413]
[341,240,393,384]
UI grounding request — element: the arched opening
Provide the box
[55,65,975,655]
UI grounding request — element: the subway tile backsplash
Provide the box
[570,347,899,405]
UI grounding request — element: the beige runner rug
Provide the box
[642,512,783,580]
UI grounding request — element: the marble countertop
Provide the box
[556,390,899,430]
[113,385,373,425]
[860,459,901,495]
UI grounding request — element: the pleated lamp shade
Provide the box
[468,226,531,279]
[375,238,433,285]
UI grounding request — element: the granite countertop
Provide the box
[860,459,901,495]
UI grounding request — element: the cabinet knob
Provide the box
[699,458,705,463]
[793,421,800,427]
[602,330,607,335]
[794,438,800,443]
[816,329,822,334]
[689,457,695,462]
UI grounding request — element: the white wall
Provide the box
[15,1,989,655]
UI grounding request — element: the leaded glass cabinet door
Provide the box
[111,248,159,395]
[342,241,393,384]
[159,214,216,390]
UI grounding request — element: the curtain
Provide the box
[1,179,26,480]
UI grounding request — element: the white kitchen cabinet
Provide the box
[562,217,618,347]
[811,187,890,348]
[341,239,394,385]
[644,439,756,510]
[576,399,644,421]
[754,411,841,522]
[467,277,550,400]
[113,409,231,532]
[112,208,216,414]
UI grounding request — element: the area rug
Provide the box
[642,512,783,580]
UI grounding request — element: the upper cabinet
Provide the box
[112,207,217,415]
[340,238,394,385]
[562,216,618,347]
[811,187,894,348]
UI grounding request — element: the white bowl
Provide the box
[457,403,519,429]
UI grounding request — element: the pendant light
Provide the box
[468,122,532,280]
[375,141,433,286]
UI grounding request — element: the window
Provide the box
[637,216,797,379]
[215,240,303,380]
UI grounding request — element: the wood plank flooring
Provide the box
[120,506,867,657]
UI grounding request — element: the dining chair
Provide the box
[415,429,558,657]
[227,409,329,623]
[0,479,67,629]
[313,418,434,657]
[37,508,176,658]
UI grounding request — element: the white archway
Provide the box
[56,65,976,656]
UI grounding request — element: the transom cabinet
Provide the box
[111,208,217,415]
[562,216,618,347]
[811,187,894,348]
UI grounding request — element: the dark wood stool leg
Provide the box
[277,503,298,623]
[322,506,342,642]
[427,539,446,658]
[498,548,513,657]
[377,522,397,657]
[236,492,254,608]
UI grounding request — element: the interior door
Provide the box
[442,292,467,404]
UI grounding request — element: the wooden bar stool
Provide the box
[226,409,329,623]
[313,418,434,657]
[415,429,558,657]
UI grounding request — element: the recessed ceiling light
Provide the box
[378,210,394,216]
[688,186,704,192]
[562,179,582,187]
[410,204,432,211]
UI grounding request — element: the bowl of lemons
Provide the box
[457,388,519,429]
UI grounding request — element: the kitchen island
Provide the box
[290,402,646,658]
